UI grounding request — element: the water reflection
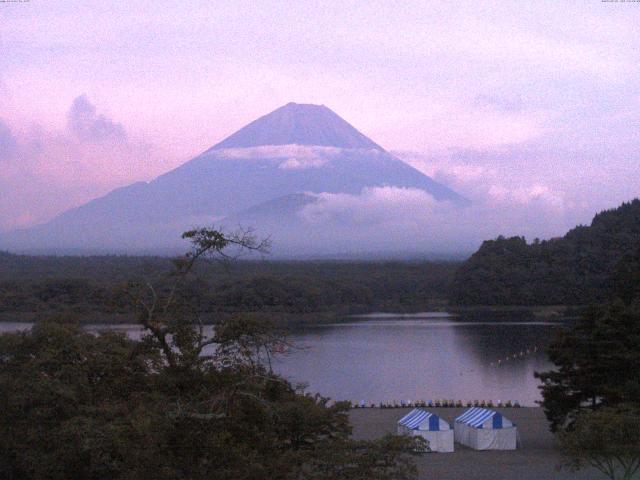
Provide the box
[276,315,558,406]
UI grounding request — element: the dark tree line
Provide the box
[536,246,640,479]
[450,199,640,305]
[0,255,457,323]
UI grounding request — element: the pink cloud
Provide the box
[0,96,175,232]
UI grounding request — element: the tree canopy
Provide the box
[536,245,640,479]
[0,253,456,325]
[535,301,640,431]
[558,406,640,480]
[450,199,640,305]
[0,228,421,480]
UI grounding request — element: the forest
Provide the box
[2,198,639,321]
[450,199,640,305]
[0,252,457,325]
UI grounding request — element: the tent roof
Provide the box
[455,408,510,428]
[398,408,438,430]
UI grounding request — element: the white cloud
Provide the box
[214,144,341,160]
[212,145,382,170]
[488,184,565,209]
[299,187,437,226]
[278,156,328,170]
[269,183,574,255]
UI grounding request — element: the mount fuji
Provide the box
[2,103,469,255]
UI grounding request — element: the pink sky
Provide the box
[1,1,639,238]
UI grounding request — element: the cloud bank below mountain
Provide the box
[220,185,572,257]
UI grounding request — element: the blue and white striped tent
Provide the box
[397,409,454,452]
[454,408,517,450]
[455,407,513,429]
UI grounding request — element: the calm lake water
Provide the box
[0,312,560,406]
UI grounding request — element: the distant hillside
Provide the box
[450,199,640,305]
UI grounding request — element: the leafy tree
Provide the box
[536,243,640,430]
[297,435,424,480]
[0,228,421,480]
[0,318,156,480]
[535,302,640,431]
[537,242,640,477]
[558,405,640,480]
[612,246,640,306]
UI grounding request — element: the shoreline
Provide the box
[0,304,581,326]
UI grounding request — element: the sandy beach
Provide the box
[349,407,602,480]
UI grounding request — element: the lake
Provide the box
[0,312,560,406]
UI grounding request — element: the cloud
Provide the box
[473,94,525,113]
[0,119,17,161]
[0,95,171,232]
[278,156,329,170]
[488,184,565,209]
[299,187,437,226]
[213,145,381,170]
[440,104,547,151]
[67,94,127,142]
[214,145,342,159]
[396,147,575,207]
[261,181,576,255]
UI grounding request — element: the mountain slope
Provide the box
[208,102,382,150]
[229,193,320,223]
[1,103,468,254]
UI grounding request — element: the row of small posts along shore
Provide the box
[349,345,541,409]
[351,399,522,409]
